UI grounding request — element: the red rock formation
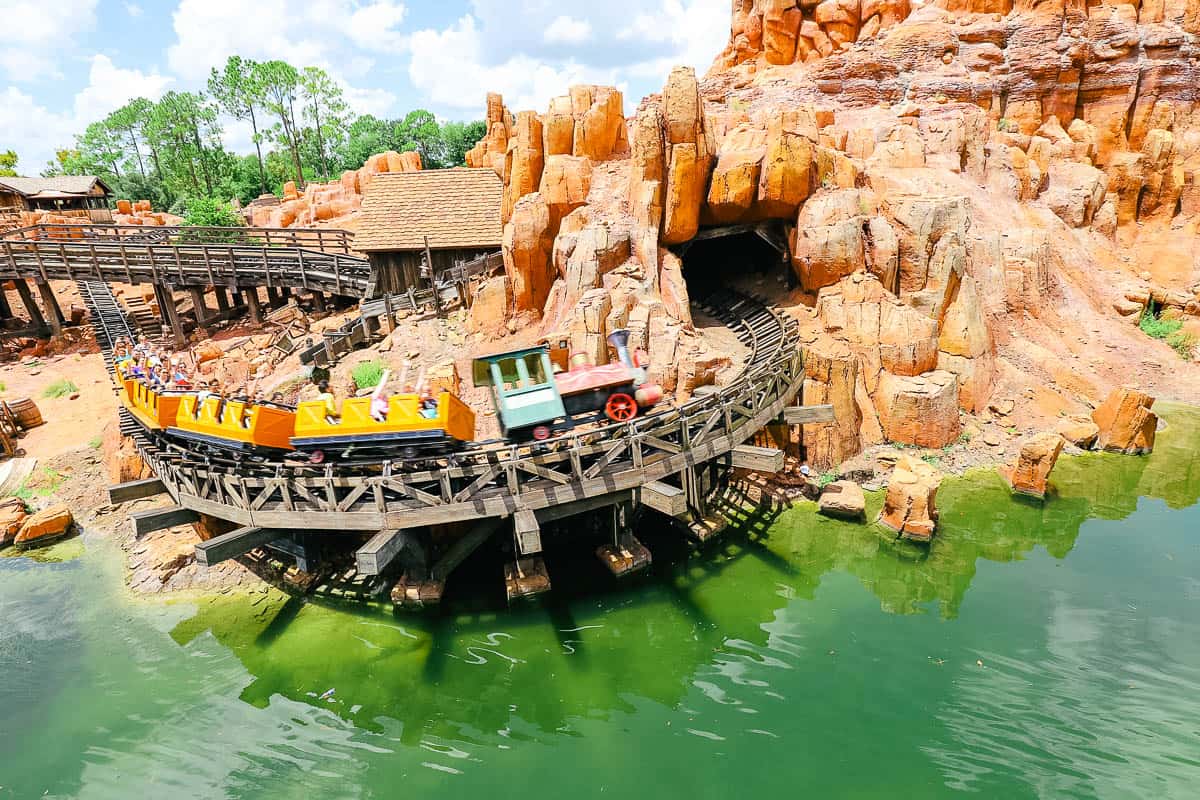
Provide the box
[1092,388,1158,454]
[878,454,942,541]
[1002,431,1065,498]
[14,504,73,547]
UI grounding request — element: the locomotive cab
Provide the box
[472,347,570,441]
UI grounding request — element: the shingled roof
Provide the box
[0,176,112,198]
[355,168,504,252]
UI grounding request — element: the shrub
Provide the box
[1140,308,1195,360]
[42,379,78,398]
[351,360,385,391]
[178,197,245,243]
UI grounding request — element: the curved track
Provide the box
[58,228,806,534]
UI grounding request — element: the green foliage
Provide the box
[351,360,385,391]
[956,431,972,444]
[0,149,17,177]
[920,454,942,468]
[179,197,245,241]
[0,380,6,392]
[1140,308,1196,360]
[40,53,488,212]
[88,435,103,450]
[16,467,64,502]
[42,379,78,399]
[816,470,840,488]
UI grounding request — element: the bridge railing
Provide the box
[0,235,372,297]
[1,223,356,256]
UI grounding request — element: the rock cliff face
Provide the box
[481,0,1200,465]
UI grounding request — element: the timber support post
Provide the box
[244,289,263,324]
[188,287,210,327]
[213,286,230,314]
[0,287,12,319]
[311,290,327,313]
[34,280,64,336]
[13,280,45,331]
[154,284,186,348]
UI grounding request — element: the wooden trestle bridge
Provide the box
[2,223,822,605]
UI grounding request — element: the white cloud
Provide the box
[544,15,592,45]
[167,0,409,81]
[408,15,621,114]
[408,1,728,118]
[0,55,172,174]
[0,0,99,82]
[125,2,143,17]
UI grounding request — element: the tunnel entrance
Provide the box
[674,222,792,298]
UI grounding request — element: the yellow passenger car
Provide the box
[169,395,296,453]
[290,392,476,460]
[125,381,185,432]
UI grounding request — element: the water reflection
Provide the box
[170,404,1200,752]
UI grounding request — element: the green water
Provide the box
[3,407,1200,799]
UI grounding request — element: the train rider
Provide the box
[316,380,340,423]
[419,388,439,419]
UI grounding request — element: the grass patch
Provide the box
[42,379,78,399]
[351,360,385,391]
[15,467,64,502]
[88,435,103,450]
[920,454,942,468]
[0,380,6,392]
[1140,308,1197,360]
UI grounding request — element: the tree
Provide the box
[105,98,153,179]
[0,150,17,177]
[179,196,244,243]
[298,66,349,181]
[145,91,224,197]
[438,120,488,168]
[393,110,442,164]
[255,60,305,187]
[76,120,126,179]
[209,56,268,195]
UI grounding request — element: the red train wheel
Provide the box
[605,393,637,422]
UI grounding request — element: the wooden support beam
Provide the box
[731,444,785,473]
[12,280,45,330]
[244,289,263,324]
[513,508,542,556]
[356,529,416,576]
[194,526,282,567]
[431,517,504,582]
[535,490,634,524]
[188,287,209,326]
[34,280,65,336]
[155,284,186,348]
[780,404,836,425]
[107,477,166,505]
[311,290,327,313]
[640,480,687,517]
[213,286,230,314]
[129,505,199,539]
[0,287,12,319]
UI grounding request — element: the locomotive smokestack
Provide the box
[607,329,634,368]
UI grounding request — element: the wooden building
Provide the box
[355,168,503,294]
[0,176,113,215]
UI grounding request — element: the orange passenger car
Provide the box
[169,395,296,453]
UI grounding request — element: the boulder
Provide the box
[467,275,511,337]
[1002,431,1064,498]
[1092,388,1157,454]
[818,480,866,520]
[757,110,814,218]
[706,124,767,223]
[0,497,28,547]
[877,455,942,541]
[195,342,223,364]
[14,504,73,547]
[571,85,625,162]
[874,370,960,447]
[1055,415,1100,449]
[503,111,545,222]
[539,155,592,223]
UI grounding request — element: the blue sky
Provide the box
[1,0,729,174]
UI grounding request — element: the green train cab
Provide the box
[472,346,569,441]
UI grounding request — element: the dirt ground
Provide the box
[0,351,118,458]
